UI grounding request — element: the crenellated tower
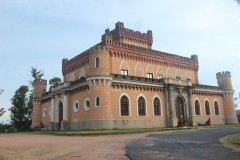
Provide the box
[32,79,47,128]
[216,71,238,124]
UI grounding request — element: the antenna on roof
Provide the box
[107,14,109,28]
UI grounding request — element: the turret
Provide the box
[32,79,47,128]
[216,71,238,124]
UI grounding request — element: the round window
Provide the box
[84,98,90,111]
[73,101,79,112]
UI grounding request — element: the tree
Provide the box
[49,77,62,87]
[0,89,5,117]
[0,108,6,117]
[9,85,31,131]
[29,67,44,87]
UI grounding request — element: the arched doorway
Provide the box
[175,97,185,126]
[57,101,63,130]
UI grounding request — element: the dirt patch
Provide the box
[0,133,145,160]
[219,134,240,152]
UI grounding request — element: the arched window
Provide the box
[205,101,210,115]
[96,57,99,68]
[120,96,129,116]
[214,101,220,115]
[154,98,161,116]
[138,97,146,116]
[95,97,100,107]
[195,100,201,115]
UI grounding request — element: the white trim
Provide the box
[95,57,99,68]
[119,60,130,75]
[175,69,182,79]
[193,98,201,116]
[119,92,131,117]
[70,72,75,82]
[79,68,85,78]
[166,68,173,78]
[204,99,211,116]
[136,94,147,116]
[152,95,162,116]
[42,108,46,118]
[156,66,165,78]
[84,97,90,112]
[55,98,63,123]
[213,99,221,116]
[134,63,144,77]
[112,79,164,87]
[146,64,154,78]
[73,100,79,113]
[95,97,100,107]
[194,89,222,93]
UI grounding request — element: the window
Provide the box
[121,69,128,75]
[205,101,210,115]
[195,100,201,115]
[84,98,90,111]
[214,101,220,115]
[96,57,99,68]
[157,74,163,79]
[49,107,51,116]
[42,108,46,118]
[146,73,153,78]
[95,97,100,107]
[138,97,146,116]
[154,98,161,116]
[73,101,79,112]
[120,96,129,116]
[176,76,181,80]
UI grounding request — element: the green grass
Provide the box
[28,127,193,136]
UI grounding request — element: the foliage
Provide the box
[0,108,6,117]
[29,67,44,87]
[9,85,31,131]
[49,77,62,87]
[0,123,17,133]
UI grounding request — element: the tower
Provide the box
[216,71,238,124]
[31,79,47,128]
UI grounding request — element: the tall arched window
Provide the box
[120,96,129,116]
[96,57,99,68]
[138,97,146,116]
[154,98,161,116]
[95,97,100,107]
[205,101,210,115]
[195,100,201,115]
[214,101,220,115]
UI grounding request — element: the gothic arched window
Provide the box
[214,101,220,115]
[154,98,161,116]
[120,96,129,116]
[205,101,210,115]
[96,57,99,68]
[195,100,201,115]
[138,97,146,116]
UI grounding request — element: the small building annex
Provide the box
[32,22,238,130]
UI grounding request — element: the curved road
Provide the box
[126,128,240,160]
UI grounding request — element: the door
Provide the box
[58,102,63,130]
[175,97,185,125]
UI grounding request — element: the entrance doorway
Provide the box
[58,101,63,130]
[175,97,185,126]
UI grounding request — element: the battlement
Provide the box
[102,22,153,49]
[216,71,231,78]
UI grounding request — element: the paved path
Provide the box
[126,128,240,160]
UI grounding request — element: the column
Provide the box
[63,94,68,121]
[50,97,55,122]
[188,89,193,126]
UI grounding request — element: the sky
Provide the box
[0,0,240,123]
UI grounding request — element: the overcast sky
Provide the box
[1,0,240,123]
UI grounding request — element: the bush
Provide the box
[7,126,18,133]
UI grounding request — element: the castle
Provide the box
[32,22,238,130]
